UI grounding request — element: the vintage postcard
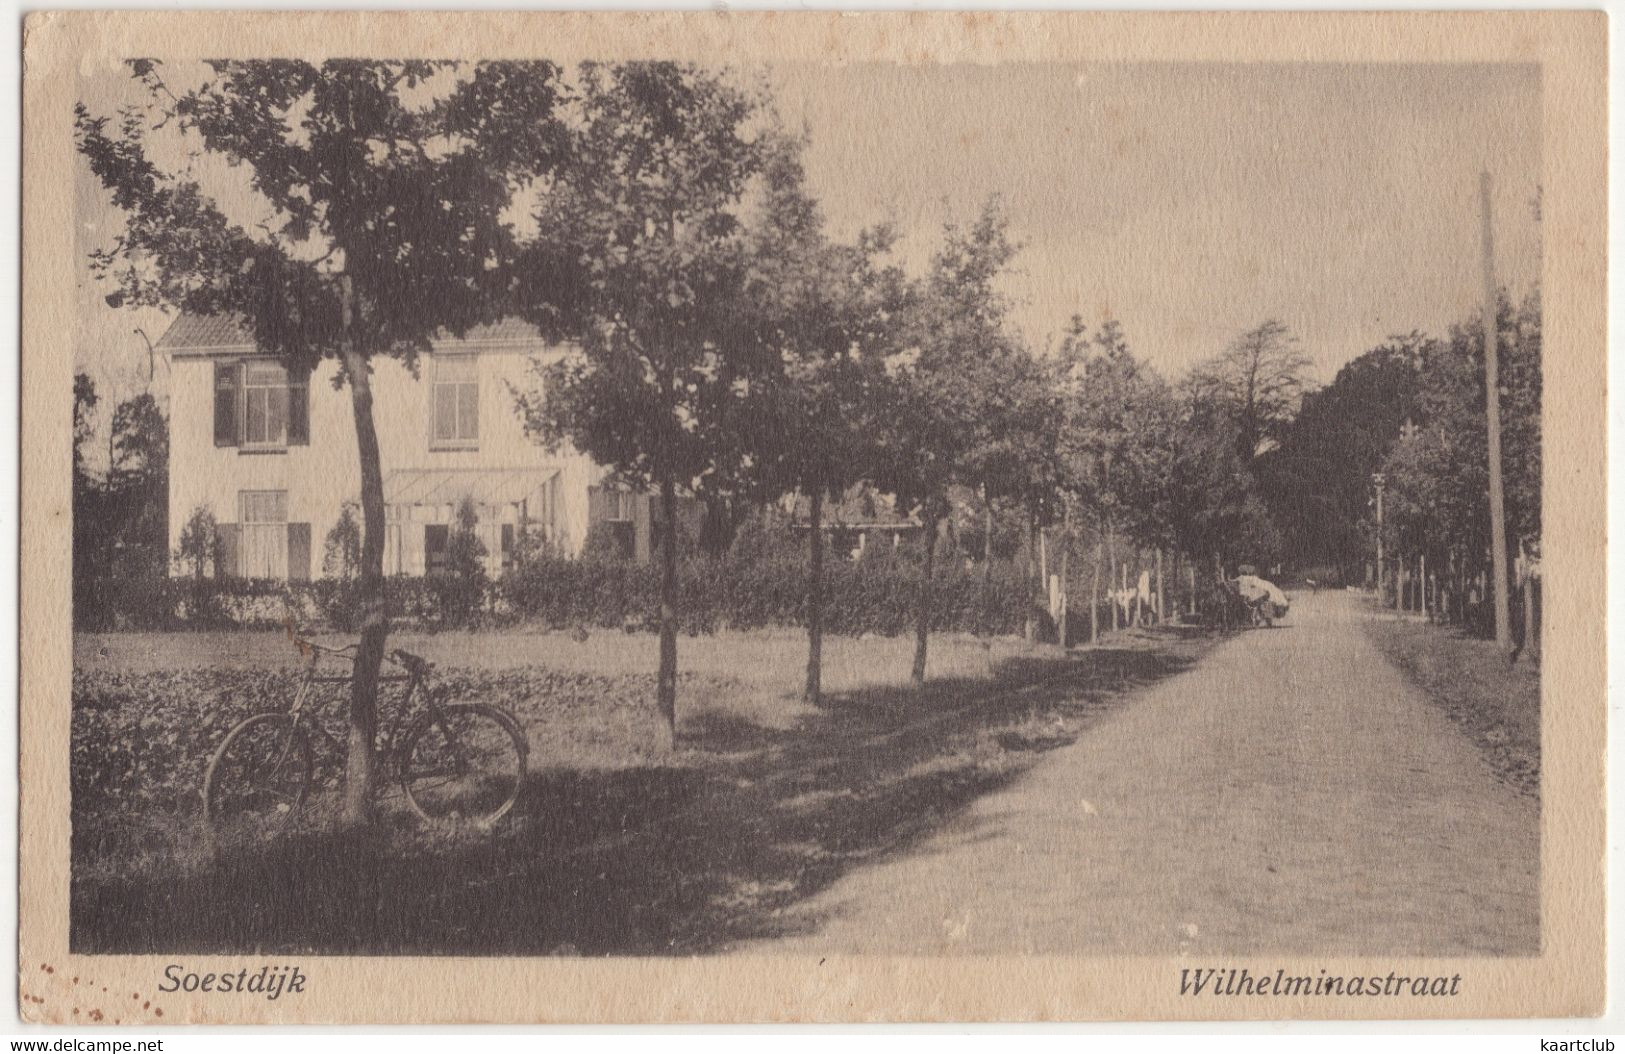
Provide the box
[20,10,1606,1024]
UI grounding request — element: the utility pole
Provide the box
[1372,472,1385,600]
[1481,171,1513,649]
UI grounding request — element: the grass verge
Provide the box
[71,624,1215,956]
[1360,607,1539,801]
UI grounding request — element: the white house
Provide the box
[160,314,660,580]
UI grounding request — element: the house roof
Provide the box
[156,313,548,357]
[155,313,259,354]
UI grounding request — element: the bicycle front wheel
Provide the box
[202,713,313,843]
[399,704,527,825]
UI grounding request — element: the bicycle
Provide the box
[202,632,528,843]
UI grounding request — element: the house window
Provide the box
[589,486,637,560]
[215,360,309,449]
[239,490,288,578]
[425,524,451,575]
[501,523,516,571]
[432,356,479,448]
[244,363,290,447]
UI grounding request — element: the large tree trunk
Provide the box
[340,338,387,829]
[912,511,940,686]
[657,472,679,740]
[804,488,824,705]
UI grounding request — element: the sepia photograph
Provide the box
[20,10,1606,1024]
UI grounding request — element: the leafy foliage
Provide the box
[74,377,172,625]
[79,58,574,818]
[498,546,1037,638]
[322,502,363,581]
[429,497,491,626]
[173,504,217,581]
[1376,292,1542,580]
[513,61,773,497]
[1259,334,1427,572]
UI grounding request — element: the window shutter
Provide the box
[288,366,310,446]
[588,486,606,524]
[459,382,479,440]
[216,523,240,579]
[287,523,312,581]
[214,363,240,447]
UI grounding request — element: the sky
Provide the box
[770,61,1542,381]
[73,59,1542,418]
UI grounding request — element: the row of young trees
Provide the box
[77,58,1318,827]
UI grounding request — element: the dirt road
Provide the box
[740,590,1539,956]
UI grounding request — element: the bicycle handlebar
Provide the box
[285,623,431,676]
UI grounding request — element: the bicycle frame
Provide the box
[284,647,428,764]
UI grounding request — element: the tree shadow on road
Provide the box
[71,633,1210,956]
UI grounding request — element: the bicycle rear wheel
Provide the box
[202,713,313,843]
[399,703,527,825]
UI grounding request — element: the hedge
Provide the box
[72,574,460,633]
[73,550,1052,638]
[497,549,1041,637]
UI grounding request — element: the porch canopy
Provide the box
[384,467,559,512]
[381,468,562,576]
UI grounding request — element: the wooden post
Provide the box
[911,512,940,685]
[1057,512,1071,647]
[1090,538,1102,644]
[1109,531,1119,632]
[1038,524,1048,595]
[1130,553,1139,627]
[804,488,824,704]
[1481,170,1514,649]
[1114,557,1124,632]
[1373,472,1386,601]
[980,484,993,638]
[1520,539,1539,660]
[1155,548,1164,623]
[1187,561,1197,616]
[1024,510,1039,644]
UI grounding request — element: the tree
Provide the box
[1375,291,1541,632]
[513,61,774,738]
[108,391,170,576]
[1187,319,1314,462]
[72,374,114,621]
[436,497,490,626]
[78,58,569,825]
[1259,333,1426,576]
[872,196,1022,684]
[323,501,363,580]
[736,132,908,703]
[962,336,1064,640]
[72,373,98,487]
[174,504,217,581]
[1056,318,1178,631]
